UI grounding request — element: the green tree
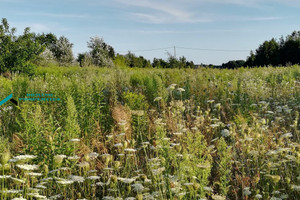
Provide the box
[0,18,44,74]
[280,31,300,65]
[87,36,114,67]
[51,36,74,66]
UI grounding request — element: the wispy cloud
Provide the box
[114,0,212,23]
[17,12,90,19]
[243,16,288,21]
[30,23,51,32]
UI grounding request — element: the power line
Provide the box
[117,46,251,54]
[176,46,250,52]
[118,46,173,53]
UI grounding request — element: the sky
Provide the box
[1,0,300,65]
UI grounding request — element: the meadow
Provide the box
[0,65,300,200]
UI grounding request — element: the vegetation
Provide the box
[1,65,300,199]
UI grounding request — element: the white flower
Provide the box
[88,152,99,159]
[203,186,213,192]
[114,143,123,147]
[86,176,100,180]
[10,177,26,184]
[0,175,11,179]
[9,155,37,163]
[177,88,185,92]
[25,172,43,177]
[221,129,230,137]
[281,133,293,138]
[57,180,74,185]
[69,175,85,183]
[119,177,135,184]
[168,84,177,90]
[49,194,63,199]
[154,97,162,101]
[173,132,183,136]
[131,183,144,192]
[70,138,80,142]
[124,148,137,152]
[68,155,80,161]
[16,164,39,171]
[117,132,125,137]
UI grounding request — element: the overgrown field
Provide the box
[0,65,300,200]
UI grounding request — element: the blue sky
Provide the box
[1,0,300,65]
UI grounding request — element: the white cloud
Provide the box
[18,12,90,19]
[114,0,212,23]
[30,23,51,32]
[243,16,287,21]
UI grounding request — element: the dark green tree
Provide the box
[0,18,44,74]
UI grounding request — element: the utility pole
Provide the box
[174,46,176,58]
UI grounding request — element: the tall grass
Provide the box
[0,65,300,199]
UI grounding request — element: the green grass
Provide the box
[0,65,300,199]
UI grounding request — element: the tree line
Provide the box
[1,18,300,74]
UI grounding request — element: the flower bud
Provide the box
[0,151,10,165]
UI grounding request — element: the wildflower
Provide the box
[36,184,47,189]
[70,138,80,142]
[9,155,37,163]
[211,194,225,200]
[10,177,26,184]
[203,186,213,192]
[0,175,11,179]
[243,187,251,196]
[221,129,230,137]
[77,162,90,170]
[168,84,177,90]
[16,164,39,171]
[0,151,10,165]
[214,103,221,109]
[124,148,137,152]
[53,155,66,168]
[114,143,123,147]
[173,132,183,136]
[86,176,100,180]
[88,152,99,159]
[154,97,162,101]
[119,177,135,184]
[131,110,145,116]
[57,180,74,185]
[281,133,293,138]
[125,197,136,200]
[0,189,22,194]
[291,184,300,191]
[48,194,63,199]
[117,132,125,137]
[177,88,185,92]
[132,183,144,192]
[103,196,115,200]
[68,155,80,161]
[69,175,85,183]
[106,134,114,139]
[196,164,210,169]
[25,172,43,177]
[255,194,262,199]
[210,123,220,128]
